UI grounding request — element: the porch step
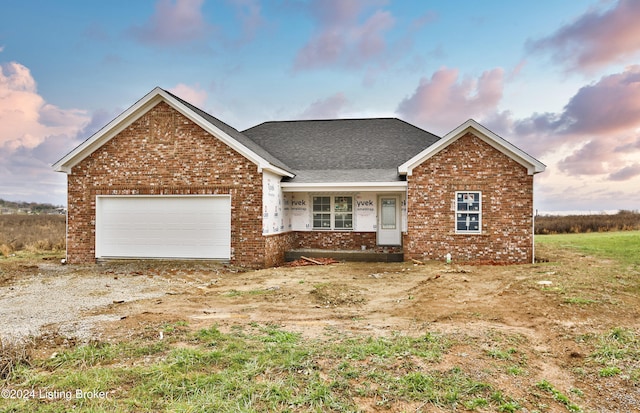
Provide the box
[285,249,404,263]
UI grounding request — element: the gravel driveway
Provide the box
[0,261,181,341]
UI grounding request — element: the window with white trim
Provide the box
[455,191,481,233]
[313,196,353,230]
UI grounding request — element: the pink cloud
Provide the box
[560,65,640,134]
[609,163,640,181]
[515,124,640,180]
[0,60,92,204]
[168,83,208,108]
[557,139,613,175]
[297,93,349,119]
[508,65,640,155]
[293,0,395,70]
[527,0,640,71]
[129,0,213,46]
[0,61,36,92]
[229,0,266,44]
[508,59,527,81]
[482,66,640,181]
[410,11,437,31]
[396,67,504,134]
[351,10,395,61]
[0,62,88,151]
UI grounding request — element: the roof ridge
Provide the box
[243,117,402,129]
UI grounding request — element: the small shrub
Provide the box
[0,244,13,256]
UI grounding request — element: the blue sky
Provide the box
[1,0,639,213]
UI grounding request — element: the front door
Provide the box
[377,196,401,246]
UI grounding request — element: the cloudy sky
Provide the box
[1,0,639,213]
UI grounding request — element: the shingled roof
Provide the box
[242,118,440,182]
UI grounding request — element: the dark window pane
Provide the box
[313,213,331,229]
[313,196,331,212]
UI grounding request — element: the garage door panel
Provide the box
[96,196,231,259]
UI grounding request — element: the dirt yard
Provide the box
[1,245,639,411]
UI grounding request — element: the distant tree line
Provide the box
[535,210,640,234]
[0,199,65,215]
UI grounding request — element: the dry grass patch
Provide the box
[0,337,32,380]
[0,215,65,256]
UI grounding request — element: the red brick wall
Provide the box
[405,132,534,264]
[264,232,297,267]
[295,231,377,250]
[67,101,266,267]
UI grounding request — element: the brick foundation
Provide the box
[404,132,534,264]
[295,231,377,250]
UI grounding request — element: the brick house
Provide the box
[53,87,545,267]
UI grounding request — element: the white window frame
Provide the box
[312,195,354,230]
[455,191,481,234]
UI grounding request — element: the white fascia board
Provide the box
[281,181,407,192]
[53,88,165,173]
[262,165,295,178]
[52,87,294,178]
[398,119,546,176]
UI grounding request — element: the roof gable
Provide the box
[52,87,293,177]
[398,119,546,176]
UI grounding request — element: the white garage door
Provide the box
[96,196,231,259]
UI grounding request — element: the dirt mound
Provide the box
[310,282,367,306]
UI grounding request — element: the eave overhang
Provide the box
[52,87,294,178]
[280,181,407,192]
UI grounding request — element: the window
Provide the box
[313,196,353,230]
[312,196,331,229]
[455,191,481,233]
[334,196,353,229]
[380,198,397,229]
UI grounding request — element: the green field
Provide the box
[536,230,640,268]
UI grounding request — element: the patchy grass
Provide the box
[0,325,514,412]
[587,327,640,379]
[536,231,640,268]
[535,380,582,412]
[563,296,597,305]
